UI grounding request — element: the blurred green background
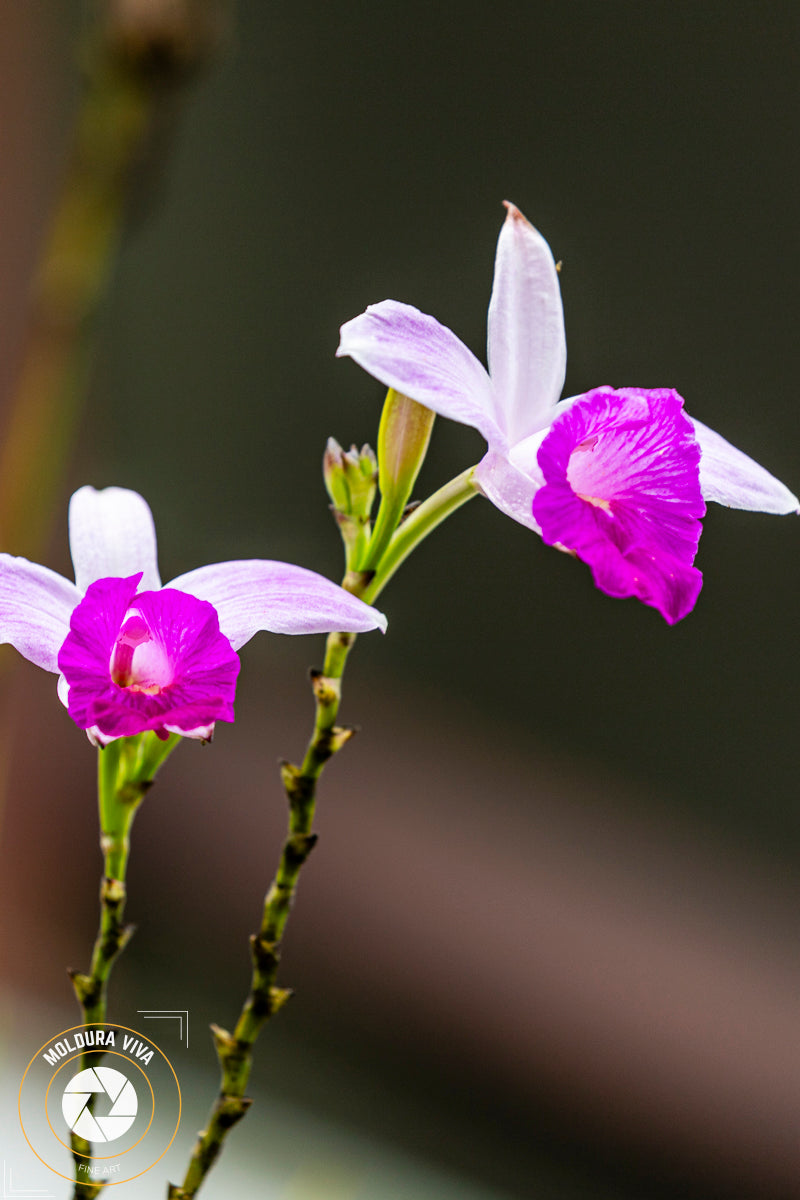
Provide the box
[2,3,800,1199]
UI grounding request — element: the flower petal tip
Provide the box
[87,726,114,748]
[165,721,216,741]
[690,419,799,515]
[502,200,528,225]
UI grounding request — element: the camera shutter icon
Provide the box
[62,1065,138,1143]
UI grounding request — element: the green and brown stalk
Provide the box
[70,733,179,1199]
[170,465,480,1197]
[169,628,357,1198]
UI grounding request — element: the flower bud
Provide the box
[362,390,435,569]
[323,438,377,519]
[323,439,378,570]
[378,390,435,505]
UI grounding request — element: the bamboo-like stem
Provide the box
[169,631,355,1198]
[69,732,179,1199]
[69,741,140,1199]
[170,468,479,1198]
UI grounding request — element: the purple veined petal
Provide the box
[80,685,233,742]
[166,560,388,649]
[58,575,142,702]
[486,203,567,445]
[69,486,162,594]
[337,300,503,446]
[533,387,706,623]
[0,554,80,672]
[474,447,545,534]
[690,418,800,514]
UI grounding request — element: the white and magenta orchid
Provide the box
[337,203,798,623]
[0,486,387,744]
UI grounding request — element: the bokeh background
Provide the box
[2,2,800,1197]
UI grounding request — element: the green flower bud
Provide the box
[323,438,377,518]
[362,389,435,570]
[323,438,378,570]
[378,390,435,504]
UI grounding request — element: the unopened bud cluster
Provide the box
[325,389,437,575]
[323,439,378,568]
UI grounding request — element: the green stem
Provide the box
[364,465,479,603]
[170,467,479,1197]
[169,632,356,1199]
[70,732,179,1199]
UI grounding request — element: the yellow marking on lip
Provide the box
[577,493,613,513]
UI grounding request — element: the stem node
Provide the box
[67,969,93,1004]
[279,760,302,793]
[342,568,374,592]
[249,933,280,974]
[309,670,341,706]
[285,831,318,866]
[329,724,357,753]
[210,1024,237,1056]
[101,876,126,904]
[269,986,293,1014]
[216,1093,253,1125]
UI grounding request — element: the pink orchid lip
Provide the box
[109,611,174,693]
[59,575,241,742]
[568,436,614,513]
[533,387,706,623]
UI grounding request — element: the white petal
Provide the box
[86,724,112,744]
[487,203,567,444]
[0,555,79,672]
[69,486,162,594]
[691,419,800,514]
[166,560,388,650]
[474,447,545,534]
[337,300,502,445]
[164,722,215,741]
[86,726,116,748]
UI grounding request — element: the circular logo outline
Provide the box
[19,1022,181,1187]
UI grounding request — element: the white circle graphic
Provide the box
[61,1065,138,1143]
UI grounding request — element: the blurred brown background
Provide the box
[2,3,800,1198]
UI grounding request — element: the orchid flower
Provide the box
[0,486,387,744]
[337,203,798,623]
